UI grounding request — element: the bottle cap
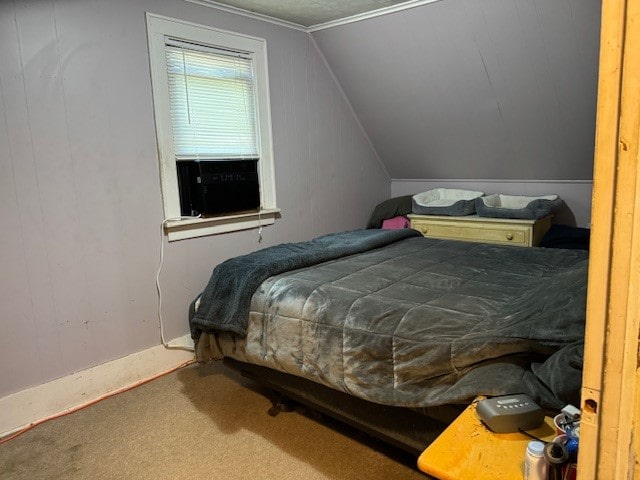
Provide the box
[527,440,545,456]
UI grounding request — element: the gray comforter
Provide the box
[193,230,588,409]
[191,229,421,338]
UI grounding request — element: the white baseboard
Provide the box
[0,335,195,438]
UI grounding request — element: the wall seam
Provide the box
[307,33,391,181]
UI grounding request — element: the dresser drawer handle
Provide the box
[505,232,514,241]
[421,226,429,234]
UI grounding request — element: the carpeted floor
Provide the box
[0,362,429,479]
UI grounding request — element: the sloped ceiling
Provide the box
[312,0,601,180]
[206,0,601,180]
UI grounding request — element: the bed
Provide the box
[189,229,588,454]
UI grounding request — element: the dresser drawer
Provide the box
[411,219,529,246]
[408,214,551,247]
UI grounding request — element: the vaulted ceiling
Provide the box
[312,0,601,180]
[204,0,601,180]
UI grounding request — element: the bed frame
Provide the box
[223,357,463,457]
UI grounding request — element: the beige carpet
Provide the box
[1,362,429,479]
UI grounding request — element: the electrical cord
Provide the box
[0,216,201,444]
[518,427,547,443]
[156,216,201,351]
[0,358,194,445]
[157,210,265,349]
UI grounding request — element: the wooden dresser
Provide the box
[408,214,552,247]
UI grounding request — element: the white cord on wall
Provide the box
[155,216,200,352]
[257,208,263,243]
[156,210,264,351]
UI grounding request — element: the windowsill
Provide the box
[165,208,280,241]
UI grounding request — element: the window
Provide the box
[146,13,278,240]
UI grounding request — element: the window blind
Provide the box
[164,38,259,160]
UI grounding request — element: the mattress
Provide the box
[192,230,588,410]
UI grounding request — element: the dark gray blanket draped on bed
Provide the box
[191,230,588,410]
[191,228,422,337]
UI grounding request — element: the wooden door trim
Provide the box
[579,0,640,478]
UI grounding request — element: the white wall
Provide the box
[0,0,389,398]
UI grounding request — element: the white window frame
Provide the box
[146,13,278,241]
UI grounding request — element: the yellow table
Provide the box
[417,400,557,480]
